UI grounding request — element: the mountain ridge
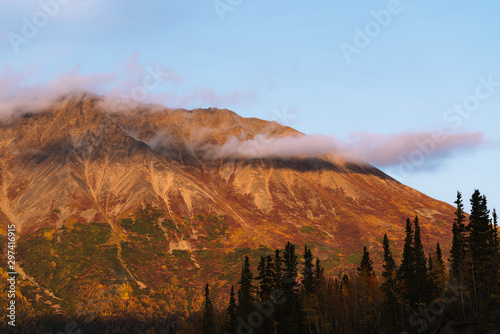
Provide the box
[0,93,456,267]
[0,93,462,325]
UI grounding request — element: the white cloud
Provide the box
[0,55,256,115]
[200,131,486,170]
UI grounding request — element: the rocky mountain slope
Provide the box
[0,93,457,320]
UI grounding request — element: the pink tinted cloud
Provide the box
[0,65,117,115]
[202,131,485,168]
[0,55,257,115]
[340,131,485,166]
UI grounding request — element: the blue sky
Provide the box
[1,0,499,212]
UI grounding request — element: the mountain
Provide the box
[0,93,456,326]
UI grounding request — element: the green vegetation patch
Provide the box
[17,222,122,309]
[204,214,228,240]
[300,225,316,233]
[119,203,165,240]
[346,250,363,264]
[172,249,191,260]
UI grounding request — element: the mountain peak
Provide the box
[0,94,458,329]
[0,94,455,266]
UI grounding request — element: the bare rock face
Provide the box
[0,93,455,267]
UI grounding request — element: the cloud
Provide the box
[0,56,486,173]
[202,134,336,159]
[0,65,117,116]
[200,131,486,169]
[0,55,257,116]
[340,131,485,167]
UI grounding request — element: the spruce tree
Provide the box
[467,190,494,319]
[356,246,379,334]
[255,255,275,334]
[413,216,430,305]
[256,255,274,300]
[381,234,397,313]
[302,245,315,294]
[468,190,493,281]
[272,249,284,331]
[237,255,255,319]
[313,258,325,287]
[357,246,374,277]
[256,256,266,299]
[428,252,437,297]
[493,208,498,247]
[436,243,445,268]
[281,242,302,333]
[428,252,434,275]
[397,218,414,308]
[490,208,500,325]
[342,273,350,287]
[225,286,238,334]
[283,242,299,295]
[435,243,446,285]
[273,249,283,293]
[381,234,396,286]
[202,284,214,334]
[450,191,467,280]
[429,243,447,299]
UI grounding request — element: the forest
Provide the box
[199,190,500,334]
[1,189,498,333]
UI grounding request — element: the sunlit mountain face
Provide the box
[0,93,457,332]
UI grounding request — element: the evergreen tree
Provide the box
[429,243,447,299]
[357,246,374,277]
[397,218,414,309]
[435,243,446,288]
[283,242,299,295]
[490,208,500,326]
[381,234,399,330]
[302,245,315,294]
[435,243,445,269]
[468,190,493,280]
[272,249,284,331]
[302,247,322,333]
[225,286,238,334]
[342,273,350,287]
[449,191,467,280]
[256,255,274,300]
[281,242,302,333]
[237,256,255,319]
[273,249,283,293]
[467,190,494,319]
[201,284,214,334]
[413,216,430,305]
[255,255,276,334]
[428,252,434,275]
[313,258,325,287]
[356,246,379,333]
[493,208,498,246]
[381,234,397,293]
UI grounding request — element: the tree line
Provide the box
[200,190,500,333]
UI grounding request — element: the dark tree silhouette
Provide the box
[237,255,255,319]
[201,284,214,334]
